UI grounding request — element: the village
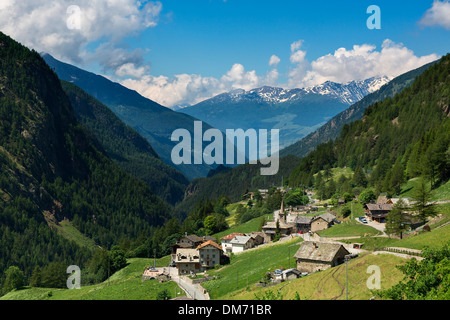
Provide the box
[141,188,435,300]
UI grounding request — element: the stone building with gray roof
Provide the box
[293,241,350,273]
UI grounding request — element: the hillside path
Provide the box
[163,267,210,300]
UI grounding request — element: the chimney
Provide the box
[280,213,286,224]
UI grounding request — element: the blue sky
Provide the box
[142,0,448,79]
[0,0,448,107]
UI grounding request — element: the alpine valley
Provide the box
[180,77,390,150]
[0,29,449,303]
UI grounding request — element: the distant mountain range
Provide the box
[180,77,390,150]
[176,61,440,215]
[280,60,438,159]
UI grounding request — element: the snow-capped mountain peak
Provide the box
[203,75,391,106]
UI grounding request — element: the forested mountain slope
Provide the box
[289,54,450,193]
[42,53,219,180]
[61,81,189,205]
[0,32,172,280]
[176,155,301,217]
[280,60,438,159]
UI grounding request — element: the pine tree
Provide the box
[410,178,437,223]
[353,167,368,188]
[30,266,42,287]
[385,199,408,239]
[389,159,405,196]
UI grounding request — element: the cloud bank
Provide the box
[289,39,439,88]
[419,0,450,30]
[0,1,440,108]
[0,0,162,71]
[121,39,438,108]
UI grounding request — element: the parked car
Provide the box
[359,216,368,223]
[300,272,309,277]
[274,269,283,275]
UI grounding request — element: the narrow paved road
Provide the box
[354,217,387,235]
[163,267,209,300]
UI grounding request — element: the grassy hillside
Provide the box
[342,224,450,251]
[318,219,382,238]
[213,214,271,241]
[49,219,99,251]
[400,178,450,201]
[0,257,183,300]
[202,237,303,299]
[222,253,406,300]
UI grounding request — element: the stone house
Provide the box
[261,219,295,242]
[281,268,302,281]
[377,195,390,204]
[287,215,313,233]
[247,232,264,246]
[365,203,393,223]
[310,213,337,233]
[293,241,350,273]
[175,248,200,275]
[197,240,222,270]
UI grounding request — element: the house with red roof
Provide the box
[220,233,245,253]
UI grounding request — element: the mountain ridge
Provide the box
[280,60,439,159]
[189,76,390,107]
[0,32,173,280]
[41,53,218,180]
[61,81,189,205]
[179,76,391,150]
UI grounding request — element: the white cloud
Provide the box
[269,55,281,67]
[0,0,162,70]
[288,40,309,88]
[1,2,438,109]
[115,63,150,79]
[287,39,439,88]
[290,40,303,53]
[121,63,275,107]
[221,63,260,91]
[419,0,450,30]
[121,73,223,108]
[120,39,438,108]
